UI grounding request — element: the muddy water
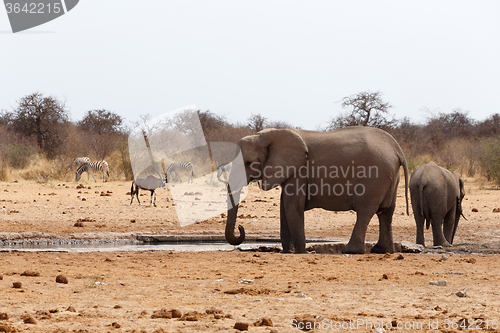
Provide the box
[1,238,496,254]
[0,241,281,253]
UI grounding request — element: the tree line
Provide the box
[1,91,499,184]
[0,92,130,180]
[202,91,500,184]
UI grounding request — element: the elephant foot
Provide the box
[281,243,294,253]
[370,242,394,254]
[433,240,451,247]
[342,242,366,254]
[281,246,307,254]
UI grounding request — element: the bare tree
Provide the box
[198,110,253,143]
[115,137,133,180]
[388,117,425,157]
[476,113,500,137]
[78,109,123,135]
[265,120,295,129]
[327,91,395,130]
[423,109,475,157]
[247,113,267,132]
[78,109,124,160]
[0,109,12,126]
[10,92,69,158]
[198,110,229,142]
[198,110,227,131]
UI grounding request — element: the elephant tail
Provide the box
[419,184,432,229]
[400,154,409,216]
[419,184,424,217]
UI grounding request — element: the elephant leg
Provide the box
[414,211,426,246]
[342,210,376,254]
[281,192,306,254]
[431,215,450,247]
[371,205,395,254]
[443,209,455,245]
[280,195,294,253]
[411,195,426,246]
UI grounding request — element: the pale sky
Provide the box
[1,1,499,130]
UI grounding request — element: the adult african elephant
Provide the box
[409,162,466,247]
[225,127,409,254]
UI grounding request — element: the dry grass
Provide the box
[0,153,130,183]
[8,154,68,183]
[0,159,12,181]
[106,150,129,181]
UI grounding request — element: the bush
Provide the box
[480,136,500,184]
[1,144,35,169]
[16,155,67,182]
[114,139,133,180]
[10,92,69,158]
[0,159,11,181]
[405,155,431,173]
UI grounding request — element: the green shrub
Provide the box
[406,155,431,173]
[1,144,35,169]
[480,136,500,184]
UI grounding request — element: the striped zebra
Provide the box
[75,161,110,182]
[70,157,90,170]
[166,161,194,183]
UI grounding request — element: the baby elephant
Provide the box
[410,162,466,247]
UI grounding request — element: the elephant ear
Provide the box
[258,129,308,191]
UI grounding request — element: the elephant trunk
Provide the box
[225,187,245,246]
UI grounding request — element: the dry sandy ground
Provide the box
[1,177,500,332]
